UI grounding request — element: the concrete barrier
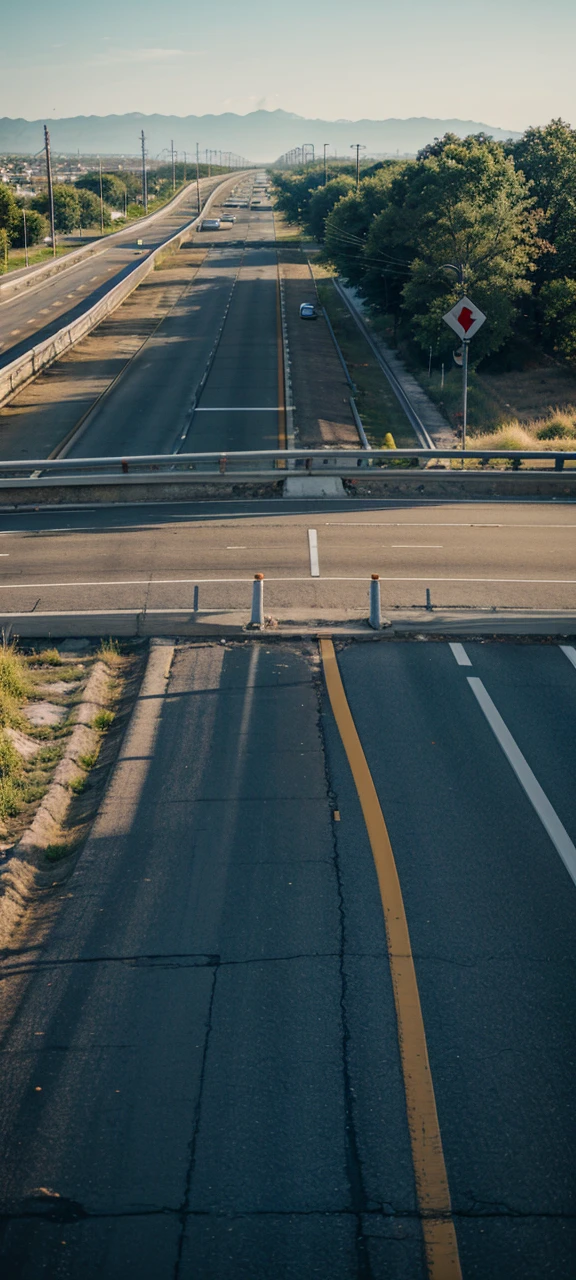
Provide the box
[0,468,576,507]
[0,174,241,410]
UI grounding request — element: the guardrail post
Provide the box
[369,574,381,629]
[219,455,227,474]
[555,456,565,471]
[248,573,264,628]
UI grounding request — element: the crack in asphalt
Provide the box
[315,665,373,1280]
[173,964,218,1279]
[2,1205,573,1223]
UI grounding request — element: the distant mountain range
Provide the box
[0,109,521,161]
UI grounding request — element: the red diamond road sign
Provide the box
[443,295,487,341]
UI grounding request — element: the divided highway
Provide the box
[0,637,574,1277]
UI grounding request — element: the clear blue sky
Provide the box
[2,0,574,130]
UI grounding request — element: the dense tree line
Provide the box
[272,121,576,366]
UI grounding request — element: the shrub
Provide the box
[0,644,29,700]
[0,730,22,780]
[37,648,62,666]
[0,778,22,818]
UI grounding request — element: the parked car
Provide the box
[299,303,317,320]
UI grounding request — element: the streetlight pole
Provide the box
[22,207,29,267]
[350,143,365,190]
[441,262,467,449]
[171,139,176,193]
[44,124,56,257]
[462,341,469,451]
[195,142,201,213]
[323,142,330,185]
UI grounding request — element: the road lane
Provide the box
[330,640,576,1276]
[0,641,412,1277]
[0,501,574,616]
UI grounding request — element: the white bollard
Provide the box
[369,574,381,630]
[248,573,264,628]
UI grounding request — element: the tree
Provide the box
[10,207,46,248]
[307,176,355,241]
[513,120,576,283]
[540,278,576,363]
[324,165,406,291]
[368,135,536,360]
[77,188,111,229]
[76,171,126,208]
[32,184,80,233]
[0,182,21,243]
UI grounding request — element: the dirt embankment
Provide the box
[278,251,360,448]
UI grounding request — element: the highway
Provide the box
[0,175,285,461]
[0,636,575,1277]
[0,500,574,617]
[0,172,243,371]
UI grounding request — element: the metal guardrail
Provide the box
[0,174,242,411]
[0,448,574,484]
[333,279,436,450]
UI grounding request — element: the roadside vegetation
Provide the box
[0,637,131,844]
[271,121,576,441]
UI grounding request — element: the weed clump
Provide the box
[92,710,115,732]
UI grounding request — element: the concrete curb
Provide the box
[0,660,110,948]
[1,610,575,640]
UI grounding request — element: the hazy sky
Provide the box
[2,0,574,130]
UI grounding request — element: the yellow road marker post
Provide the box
[320,638,462,1279]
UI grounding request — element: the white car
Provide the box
[299,303,317,320]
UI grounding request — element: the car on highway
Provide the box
[299,302,317,320]
[199,218,221,231]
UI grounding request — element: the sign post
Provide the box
[443,296,486,450]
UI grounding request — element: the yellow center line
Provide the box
[319,637,462,1280]
[276,256,287,460]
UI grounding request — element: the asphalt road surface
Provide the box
[0,173,243,371]
[0,637,575,1278]
[0,499,574,615]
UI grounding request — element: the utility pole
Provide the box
[171,139,176,193]
[323,142,330,185]
[44,124,56,257]
[183,151,187,183]
[98,156,104,234]
[22,207,29,268]
[350,143,365,190]
[195,142,201,213]
[141,129,148,214]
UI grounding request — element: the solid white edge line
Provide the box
[467,676,576,889]
[308,528,320,578]
[449,642,472,667]
[560,645,576,671]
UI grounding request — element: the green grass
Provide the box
[45,842,74,863]
[3,243,76,275]
[78,750,99,770]
[35,648,62,666]
[92,709,114,731]
[315,279,419,448]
